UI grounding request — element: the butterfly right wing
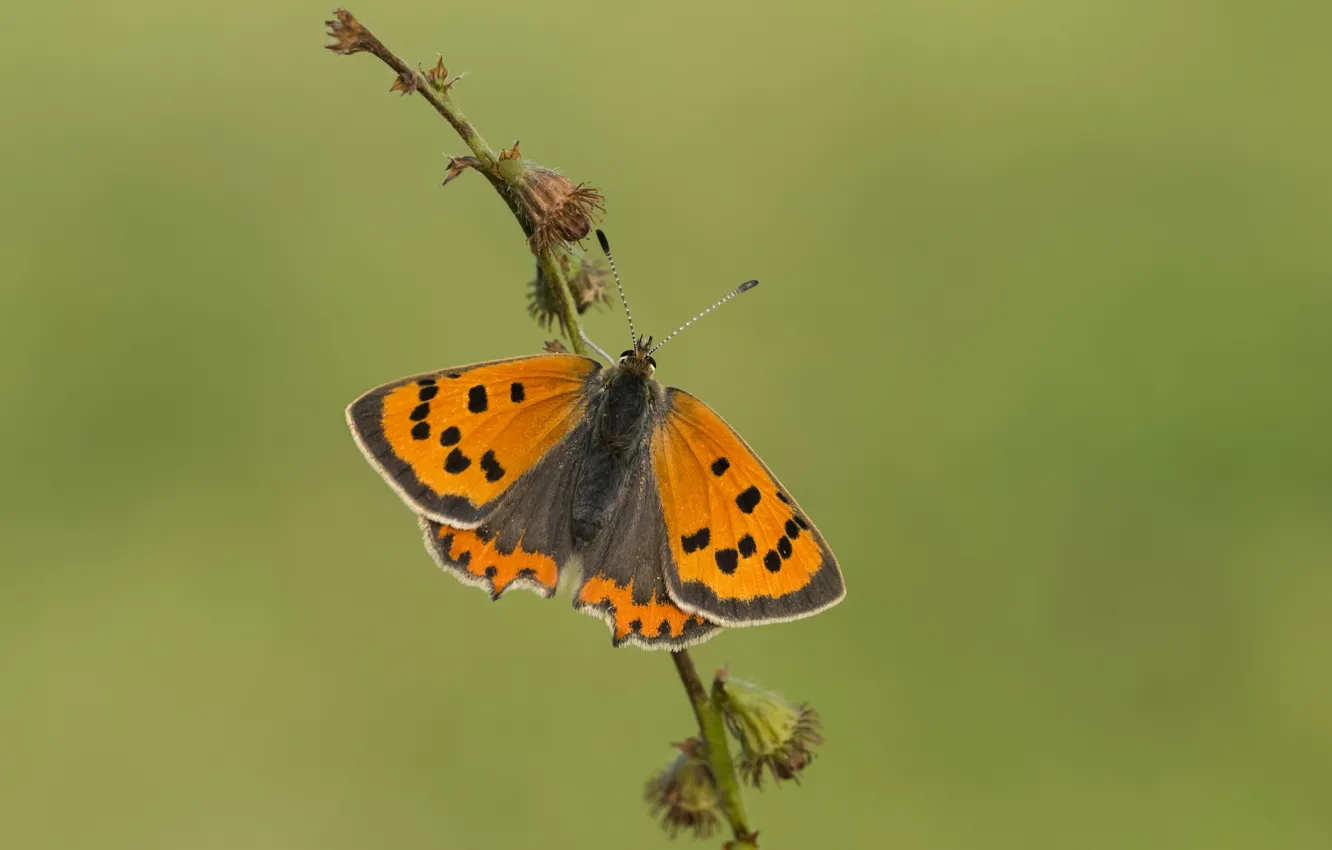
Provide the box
[347,354,601,528]
[650,388,845,627]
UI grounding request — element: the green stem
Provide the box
[331,13,755,842]
[672,651,758,849]
[328,9,585,355]
[539,248,586,353]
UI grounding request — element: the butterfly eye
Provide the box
[647,357,657,372]
[618,350,634,363]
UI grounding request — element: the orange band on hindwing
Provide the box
[575,576,713,648]
[423,520,559,599]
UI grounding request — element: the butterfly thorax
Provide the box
[592,366,660,455]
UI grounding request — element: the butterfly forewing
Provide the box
[347,354,601,527]
[650,388,845,626]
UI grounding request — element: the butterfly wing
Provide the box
[414,412,597,599]
[571,443,719,650]
[347,354,601,528]
[650,388,846,627]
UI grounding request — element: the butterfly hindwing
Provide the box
[650,388,846,627]
[347,354,601,527]
[573,443,718,649]
[416,417,592,600]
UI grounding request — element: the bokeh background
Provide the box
[3,1,1330,847]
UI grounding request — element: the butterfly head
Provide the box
[617,335,657,378]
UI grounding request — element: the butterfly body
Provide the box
[571,354,660,544]
[349,340,844,650]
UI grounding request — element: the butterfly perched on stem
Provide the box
[347,232,844,649]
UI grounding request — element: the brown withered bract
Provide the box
[442,155,480,187]
[324,8,391,60]
[424,57,463,92]
[389,71,414,96]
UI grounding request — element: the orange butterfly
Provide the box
[347,232,845,649]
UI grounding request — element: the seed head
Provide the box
[497,142,604,254]
[527,248,612,333]
[644,739,722,839]
[717,677,824,788]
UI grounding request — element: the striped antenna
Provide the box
[595,230,636,351]
[648,279,759,356]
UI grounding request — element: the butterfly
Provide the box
[347,232,844,649]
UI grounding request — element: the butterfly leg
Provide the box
[578,327,614,364]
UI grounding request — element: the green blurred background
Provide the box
[3,0,1329,847]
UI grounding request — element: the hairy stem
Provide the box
[326,8,584,354]
[673,651,758,848]
[329,11,758,844]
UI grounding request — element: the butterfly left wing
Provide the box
[347,354,600,528]
[412,411,603,600]
[650,388,846,627]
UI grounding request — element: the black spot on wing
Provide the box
[763,550,782,572]
[455,550,471,568]
[785,518,801,539]
[480,450,506,482]
[735,486,761,514]
[439,425,461,446]
[715,548,739,574]
[795,514,810,530]
[418,385,438,401]
[711,457,730,476]
[468,385,488,413]
[681,527,711,554]
[417,378,436,386]
[410,402,430,421]
[776,491,790,505]
[444,448,471,473]
[738,534,757,558]
[484,565,497,578]
[410,421,430,440]
[629,618,643,633]
[657,621,672,637]
[510,382,525,403]
[777,536,793,559]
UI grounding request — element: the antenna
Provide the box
[648,279,759,356]
[596,230,636,351]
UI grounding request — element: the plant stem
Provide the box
[325,8,585,354]
[672,651,758,849]
[328,14,756,845]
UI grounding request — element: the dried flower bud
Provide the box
[496,145,604,254]
[324,9,373,55]
[422,57,465,92]
[645,739,722,839]
[717,678,824,787]
[527,248,612,333]
[543,339,568,354]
